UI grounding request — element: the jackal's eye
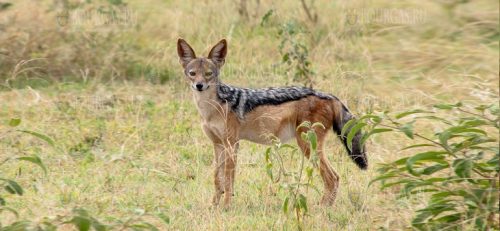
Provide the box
[205,71,213,77]
[188,71,196,76]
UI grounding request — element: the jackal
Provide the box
[176,38,367,208]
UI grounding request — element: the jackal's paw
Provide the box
[320,195,336,206]
[221,195,233,210]
[212,193,223,206]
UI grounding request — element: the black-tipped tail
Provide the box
[332,101,368,170]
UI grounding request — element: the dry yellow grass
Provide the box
[0,0,498,230]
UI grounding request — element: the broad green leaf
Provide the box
[368,173,398,186]
[356,114,381,124]
[393,157,410,165]
[395,109,431,119]
[369,128,393,134]
[433,104,454,110]
[430,191,455,204]
[17,155,47,174]
[448,126,487,135]
[307,131,317,150]
[265,147,271,162]
[346,122,366,151]
[17,130,55,148]
[297,121,311,130]
[402,143,436,150]
[8,118,21,127]
[438,131,451,148]
[406,151,447,176]
[474,104,491,112]
[0,179,23,195]
[265,163,273,180]
[298,194,308,212]
[340,119,357,137]
[306,166,313,178]
[282,196,290,214]
[452,159,473,179]
[260,9,274,26]
[412,211,433,227]
[434,213,461,223]
[311,122,325,129]
[422,163,449,175]
[460,118,488,127]
[381,179,412,189]
[433,102,462,110]
[399,121,415,139]
[69,216,91,231]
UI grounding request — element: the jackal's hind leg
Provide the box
[318,152,339,206]
[296,128,339,206]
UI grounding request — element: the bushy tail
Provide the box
[332,100,368,170]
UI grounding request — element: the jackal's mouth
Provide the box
[192,85,209,91]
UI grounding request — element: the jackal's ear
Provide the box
[177,38,196,68]
[208,39,227,68]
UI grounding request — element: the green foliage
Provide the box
[348,103,499,230]
[1,207,163,231]
[264,121,324,230]
[1,118,166,230]
[260,9,274,26]
[0,2,12,11]
[277,21,315,87]
[1,118,51,227]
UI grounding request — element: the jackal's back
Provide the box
[216,84,335,119]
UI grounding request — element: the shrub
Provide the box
[345,102,499,230]
[264,121,323,230]
[277,21,315,88]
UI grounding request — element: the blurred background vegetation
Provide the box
[1,0,497,91]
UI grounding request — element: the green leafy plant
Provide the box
[0,118,50,227]
[1,118,167,230]
[277,21,315,88]
[1,207,166,231]
[264,121,323,230]
[1,119,49,201]
[345,102,499,230]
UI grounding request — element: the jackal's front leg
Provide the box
[222,141,238,209]
[212,143,225,206]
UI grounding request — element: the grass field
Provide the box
[0,0,498,230]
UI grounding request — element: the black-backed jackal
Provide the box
[176,38,367,208]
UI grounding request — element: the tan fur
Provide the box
[178,38,342,208]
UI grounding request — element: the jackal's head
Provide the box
[177,38,227,92]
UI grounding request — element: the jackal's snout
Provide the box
[193,82,207,91]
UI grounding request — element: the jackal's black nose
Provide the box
[195,83,203,91]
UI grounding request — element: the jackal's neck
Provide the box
[192,83,223,120]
